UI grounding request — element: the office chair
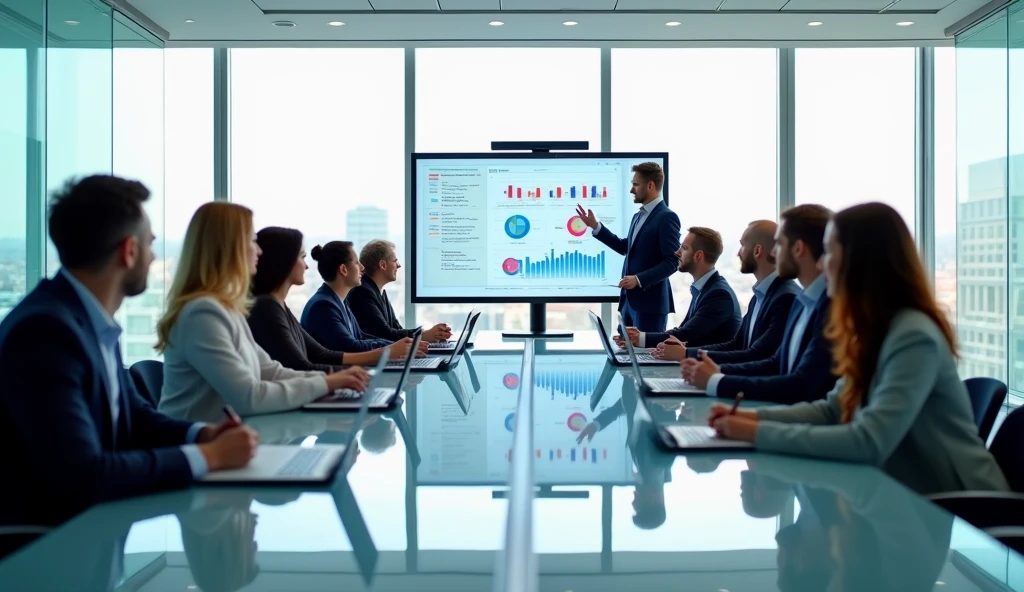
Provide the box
[128,360,164,407]
[964,377,1007,441]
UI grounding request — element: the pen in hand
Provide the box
[223,405,243,425]
[729,392,744,415]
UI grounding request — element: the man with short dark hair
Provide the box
[576,161,680,332]
[682,204,837,404]
[620,226,740,349]
[346,239,451,343]
[0,175,257,555]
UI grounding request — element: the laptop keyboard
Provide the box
[276,448,327,477]
[645,378,702,392]
[670,426,718,446]
[367,388,392,404]
[428,340,456,349]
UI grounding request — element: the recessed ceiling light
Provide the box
[184,19,195,23]
[272,20,297,28]
[489,20,505,26]
[328,21,345,26]
[665,21,682,26]
[896,20,915,26]
[563,20,579,26]
[64,20,80,26]
[807,20,823,26]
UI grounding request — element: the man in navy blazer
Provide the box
[0,176,255,549]
[682,205,837,405]
[621,227,741,349]
[576,162,680,332]
[654,220,799,364]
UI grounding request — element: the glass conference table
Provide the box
[1,331,1022,591]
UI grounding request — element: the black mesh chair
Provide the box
[128,360,164,407]
[964,377,1007,441]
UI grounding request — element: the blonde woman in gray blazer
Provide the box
[156,203,369,424]
[710,203,1008,495]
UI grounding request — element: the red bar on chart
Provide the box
[507,185,513,198]
[516,187,521,199]
[557,187,562,198]
[583,447,588,460]
[602,187,607,198]
[535,187,540,199]
[582,185,588,198]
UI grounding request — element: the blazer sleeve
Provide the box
[593,225,629,256]
[700,293,798,365]
[122,367,195,449]
[304,299,376,353]
[347,287,413,341]
[248,298,338,373]
[754,330,940,465]
[689,328,745,355]
[301,327,345,370]
[635,209,682,290]
[658,289,736,346]
[714,310,836,404]
[176,301,329,416]
[0,314,193,507]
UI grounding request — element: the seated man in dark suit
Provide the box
[652,220,799,363]
[0,175,256,555]
[619,227,741,349]
[346,239,450,343]
[681,205,837,404]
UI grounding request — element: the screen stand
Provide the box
[502,303,574,339]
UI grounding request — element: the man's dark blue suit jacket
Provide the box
[0,273,195,529]
[646,271,742,348]
[687,277,800,364]
[713,293,837,404]
[594,200,680,315]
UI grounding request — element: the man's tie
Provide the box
[745,292,761,347]
[685,285,700,319]
[626,209,645,249]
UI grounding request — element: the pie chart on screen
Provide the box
[567,412,588,432]
[504,413,516,432]
[502,373,520,389]
[502,258,521,276]
[566,216,588,237]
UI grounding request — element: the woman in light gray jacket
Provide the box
[710,202,1008,495]
[156,202,368,423]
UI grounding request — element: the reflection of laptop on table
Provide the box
[620,318,705,396]
[590,311,676,366]
[304,331,420,411]
[386,311,480,372]
[200,357,379,484]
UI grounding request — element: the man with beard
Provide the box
[618,226,740,348]
[681,204,837,405]
[652,220,799,363]
[0,175,256,557]
[576,161,680,332]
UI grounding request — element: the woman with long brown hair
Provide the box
[708,202,1008,494]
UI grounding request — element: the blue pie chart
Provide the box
[505,215,530,239]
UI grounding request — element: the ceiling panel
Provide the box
[253,0,373,10]
[500,0,618,10]
[780,0,892,10]
[438,0,501,8]
[885,0,956,10]
[720,0,789,10]
[614,0,721,9]
[372,0,441,9]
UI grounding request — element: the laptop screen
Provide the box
[589,310,617,356]
[618,317,645,387]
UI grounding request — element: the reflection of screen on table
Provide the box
[416,356,633,485]
[412,153,668,300]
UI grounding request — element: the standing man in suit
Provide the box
[653,220,799,363]
[681,204,836,404]
[0,176,257,554]
[346,239,451,343]
[619,227,741,348]
[575,161,680,332]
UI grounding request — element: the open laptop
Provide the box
[385,311,481,372]
[304,330,421,411]
[199,352,384,485]
[590,310,676,366]
[620,318,705,396]
[427,310,477,353]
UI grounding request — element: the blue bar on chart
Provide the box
[591,185,597,198]
[535,368,601,399]
[523,250,606,279]
[570,186,576,198]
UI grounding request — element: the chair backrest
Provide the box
[989,406,1024,493]
[128,360,164,407]
[964,377,1007,441]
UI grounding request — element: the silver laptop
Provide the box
[619,318,706,396]
[386,311,481,372]
[199,352,385,484]
[305,331,421,411]
[589,310,677,366]
[427,310,477,353]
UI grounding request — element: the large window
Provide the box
[935,47,957,330]
[795,48,916,231]
[612,49,778,328]
[415,48,601,331]
[230,49,405,321]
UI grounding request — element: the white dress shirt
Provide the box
[747,270,780,344]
